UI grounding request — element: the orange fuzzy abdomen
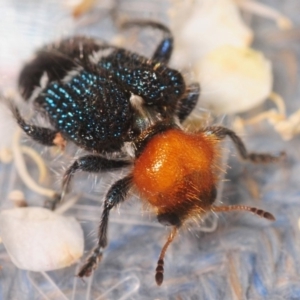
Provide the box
[132,129,220,213]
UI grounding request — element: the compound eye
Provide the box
[157,212,181,227]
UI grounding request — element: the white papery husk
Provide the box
[170,0,253,67]
[0,207,84,272]
[196,45,273,114]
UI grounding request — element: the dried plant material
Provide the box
[20,146,48,184]
[246,113,300,140]
[0,148,13,164]
[273,109,300,141]
[8,190,27,208]
[227,253,243,300]
[170,0,292,66]
[236,0,293,30]
[0,207,84,272]
[266,28,300,44]
[196,45,272,114]
[169,0,294,134]
[12,129,56,198]
[71,0,95,18]
[235,93,300,140]
[234,93,285,126]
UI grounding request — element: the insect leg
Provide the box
[177,82,200,122]
[121,20,173,64]
[11,106,61,147]
[152,31,173,64]
[59,155,131,203]
[18,50,78,100]
[205,126,285,163]
[77,175,132,277]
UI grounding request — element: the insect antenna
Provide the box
[155,227,178,286]
[212,205,275,221]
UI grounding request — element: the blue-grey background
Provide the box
[0,0,299,299]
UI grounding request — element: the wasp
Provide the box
[11,21,283,285]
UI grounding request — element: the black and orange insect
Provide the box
[11,20,283,285]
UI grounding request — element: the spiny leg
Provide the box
[155,227,177,286]
[212,205,275,221]
[177,82,200,122]
[205,126,285,163]
[59,155,131,204]
[121,20,173,64]
[77,175,132,277]
[11,106,63,147]
[152,26,173,64]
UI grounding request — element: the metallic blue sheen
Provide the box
[97,49,185,107]
[36,70,132,151]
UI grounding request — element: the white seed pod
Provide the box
[273,109,300,141]
[196,45,273,114]
[170,0,253,66]
[0,207,84,272]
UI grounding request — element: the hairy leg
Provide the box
[177,82,200,122]
[205,126,285,163]
[11,106,61,146]
[77,175,133,277]
[121,20,174,64]
[59,155,131,202]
